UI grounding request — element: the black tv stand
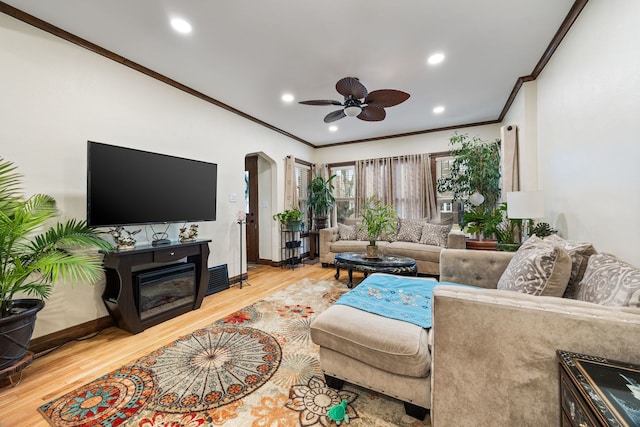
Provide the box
[152,238,171,246]
[101,240,211,334]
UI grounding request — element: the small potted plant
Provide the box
[272,206,303,231]
[461,206,503,241]
[530,222,557,238]
[358,196,397,258]
[0,158,112,371]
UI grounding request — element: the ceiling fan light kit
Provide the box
[300,77,409,124]
[344,105,362,117]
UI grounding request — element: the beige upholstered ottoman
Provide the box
[310,274,436,420]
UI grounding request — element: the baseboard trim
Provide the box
[29,316,115,355]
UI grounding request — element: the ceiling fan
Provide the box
[299,77,410,123]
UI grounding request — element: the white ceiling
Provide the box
[2,0,579,146]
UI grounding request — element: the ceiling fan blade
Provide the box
[357,105,386,121]
[336,77,368,99]
[299,99,343,106]
[365,90,410,108]
[324,109,346,123]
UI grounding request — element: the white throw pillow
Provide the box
[396,218,425,243]
[337,223,356,240]
[543,234,596,298]
[419,223,452,247]
[575,253,640,307]
[497,236,572,297]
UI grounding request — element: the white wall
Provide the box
[0,14,314,337]
[534,0,639,266]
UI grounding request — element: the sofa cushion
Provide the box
[396,218,425,243]
[330,240,389,253]
[386,241,441,263]
[420,223,452,247]
[337,223,357,240]
[310,304,431,377]
[543,234,596,298]
[575,253,640,307]
[497,236,572,297]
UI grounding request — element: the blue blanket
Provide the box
[334,274,477,328]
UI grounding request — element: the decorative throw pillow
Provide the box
[543,234,596,298]
[575,253,640,307]
[419,223,452,247]
[337,223,356,240]
[355,222,369,241]
[396,218,425,243]
[380,217,400,242]
[497,236,572,297]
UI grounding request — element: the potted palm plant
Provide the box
[307,174,336,230]
[0,158,112,371]
[358,196,397,258]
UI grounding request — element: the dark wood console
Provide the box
[101,240,211,334]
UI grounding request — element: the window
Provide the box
[432,153,462,225]
[295,162,311,229]
[330,164,355,223]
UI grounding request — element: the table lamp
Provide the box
[506,191,544,240]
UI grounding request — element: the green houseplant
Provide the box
[437,132,501,244]
[436,132,501,212]
[307,174,336,230]
[461,206,503,241]
[494,202,523,251]
[272,206,303,231]
[358,196,397,258]
[530,222,557,238]
[0,158,112,370]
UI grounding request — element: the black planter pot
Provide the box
[313,216,329,230]
[0,299,44,371]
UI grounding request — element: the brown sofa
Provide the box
[311,244,640,426]
[318,218,466,275]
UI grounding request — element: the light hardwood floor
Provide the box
[0,263,339,427]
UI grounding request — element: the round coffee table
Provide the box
[334,252,418,288]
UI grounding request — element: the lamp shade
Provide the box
[506,191,545,219]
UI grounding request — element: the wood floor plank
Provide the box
[0,263,338,426]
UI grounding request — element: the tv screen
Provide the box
[87,141,217,227]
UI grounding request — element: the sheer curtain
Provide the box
[284,155,297,209]
[355,153,437,219]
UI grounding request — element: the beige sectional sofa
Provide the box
[311,236,640,426]
[318,218,466,275]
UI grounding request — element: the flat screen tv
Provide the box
[87,141,217,228]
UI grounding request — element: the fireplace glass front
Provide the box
[135,263,196,321]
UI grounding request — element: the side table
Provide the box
[308,230,320,260]
[557,350,640,426]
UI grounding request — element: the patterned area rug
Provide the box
[39,278,430,426]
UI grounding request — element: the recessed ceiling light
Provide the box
[171,18,192,34]
[433,106,445,114]
[281,93,294,103]
[427,53,445,65]
[329,125,338,132]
